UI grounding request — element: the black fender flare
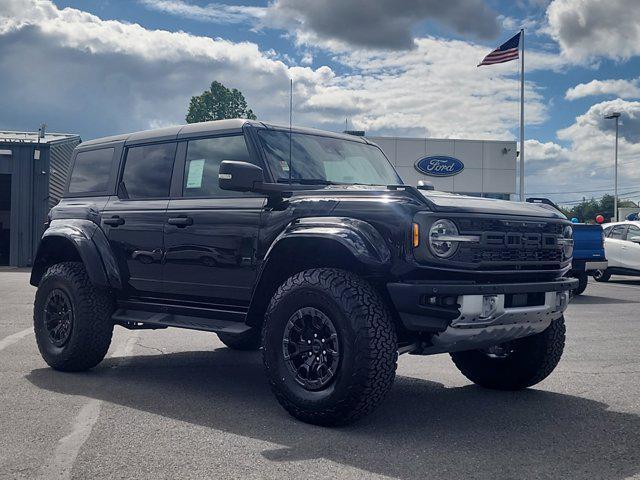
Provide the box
[265,216,391,268]
[30,219,122,289]
[246,217,391,325]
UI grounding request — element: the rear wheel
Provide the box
[262,268,397,426]
[592,269,611,282]
[34,262,114,372]
[450,316,565,390]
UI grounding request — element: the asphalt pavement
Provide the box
[0,268,638,480]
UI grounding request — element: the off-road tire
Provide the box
[572,272,588,295]
[262,268,397,426]
[217,329,261,351]
[34,262,114,372]
[450,316,566,390]
[592,269,611,282]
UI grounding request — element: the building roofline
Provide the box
[0,131,80,145]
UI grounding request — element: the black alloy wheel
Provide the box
[282,306,340,391]
[44,288,74,347]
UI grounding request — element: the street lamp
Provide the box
[604,112,621,221]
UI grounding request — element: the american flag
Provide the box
[478,32,521,66]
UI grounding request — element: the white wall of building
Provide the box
[368,136,517,199]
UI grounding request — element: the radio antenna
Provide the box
[288,78,293,185]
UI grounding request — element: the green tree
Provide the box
[564,194,637,223]
[186,81,257,123]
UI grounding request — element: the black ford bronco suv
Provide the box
[31,119,577,425]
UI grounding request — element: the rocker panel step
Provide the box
[112,308,251,334]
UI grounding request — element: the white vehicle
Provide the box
[593,221,640,282]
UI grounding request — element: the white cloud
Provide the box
[545,0,640,62]
[137,0,264,24]
[565,78,640,100]
[0,0,553,144]
[525,100,640,202]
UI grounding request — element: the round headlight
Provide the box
[563,225,573,239]
[428,219,459,258]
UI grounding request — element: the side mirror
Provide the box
[629,236,640,244]
[219,161,264,192]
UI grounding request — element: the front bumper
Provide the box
[387,278,577,333]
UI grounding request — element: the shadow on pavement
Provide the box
[609,279,640,286]
[27,349,640,480]
[571,294,638,304]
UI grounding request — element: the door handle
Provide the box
[103,216,125,227]
[167,216,193,227]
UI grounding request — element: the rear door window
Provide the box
[68,148,114,194]
[121,143,177,199]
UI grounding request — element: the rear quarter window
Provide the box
[68,148,115,194]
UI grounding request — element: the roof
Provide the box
[0,131,80,145]
[80,119,370,148]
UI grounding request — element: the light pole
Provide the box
[605,112,621,221]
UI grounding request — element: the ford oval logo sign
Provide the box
[415,156,464,177]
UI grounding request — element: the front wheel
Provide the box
[572,272,588,295]
[262,268,397,426]
[450,316,566,390]
[592,269,611,282]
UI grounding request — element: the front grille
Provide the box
[452,216,569,269]
[456,245,564,264]
[456,218,563,235]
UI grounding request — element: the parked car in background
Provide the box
[527,198,606,295]
[594,221,640,282]
[568,223,607,294]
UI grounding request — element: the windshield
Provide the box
[257,130,402,186]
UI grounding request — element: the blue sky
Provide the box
[1,0,639,203]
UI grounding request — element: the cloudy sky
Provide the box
[1,0,639,204]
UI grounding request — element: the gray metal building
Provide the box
[0,131,80,267]
[368,136,517,199]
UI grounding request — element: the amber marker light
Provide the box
[412,223,420,248]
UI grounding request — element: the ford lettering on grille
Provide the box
[480,231,559,249]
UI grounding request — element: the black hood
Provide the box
[419,191,566,219]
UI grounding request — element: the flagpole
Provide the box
[519,28,525,202]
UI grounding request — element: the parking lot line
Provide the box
[0,327,33,352]
[37,332,139,480]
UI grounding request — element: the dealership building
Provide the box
[368,136,517,200]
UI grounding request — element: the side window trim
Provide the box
[169,141,188,198]
[118,141,178,201]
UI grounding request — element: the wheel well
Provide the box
[30,236,82,286]
[246,237,387,328]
